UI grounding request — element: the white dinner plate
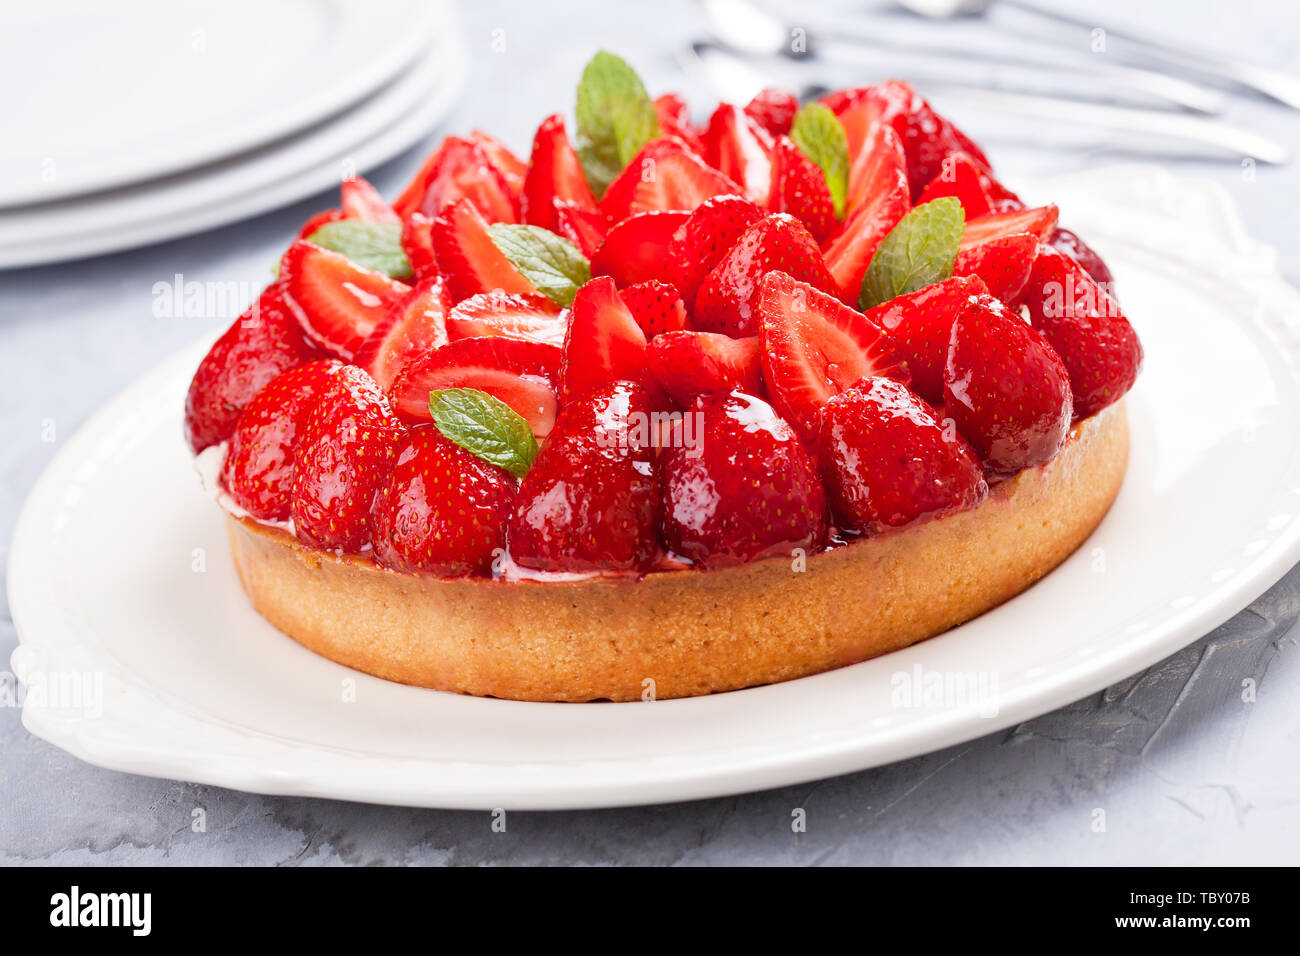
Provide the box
[0,13,467,269]
[10,167,1300,810]
[0,0,444,207]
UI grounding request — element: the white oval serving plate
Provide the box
[10,167,1300,810]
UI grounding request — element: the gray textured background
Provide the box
[3,0,1299,864]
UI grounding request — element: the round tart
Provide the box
[183,58,1144,703]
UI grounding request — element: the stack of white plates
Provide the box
[0,0,467,269]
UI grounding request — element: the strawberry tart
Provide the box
[184,54,1142,701]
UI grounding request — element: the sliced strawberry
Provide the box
[864,275,987,405]
[445,291,566,347]
[388,336,561,439]
[354,276,453,389]
[620,280,688,338]
[521,114,599,232]
[221,359,345,520]
[340,175,398,222]
[393,136,519,223]
[654,93,706,155]
[916,154,993,219]
[598,138,740,221]
[469,129,527,196]
[664,194,765,306]
[278,240,411,360]
[768,135,836,243]
[825,80,991,201]
[589,210,689,287]
[1047,227,1114,288]
[702,103,774,204]
[953,232,1037,306]
[184,286,318,452]
[843,120,907,217]
[944,293,1073,476]
[508,380,660,573]
[661,392,826,567]
[399,212,438,279]
[289,364,404,552]
[819,376,986,534]
[553,199,608,257]
[370,424,515,577]
[693,213,839,337]
[1023,244,1142,419]
[647,331,763,406]
[560,276,648,402]
[431,198,537,302]
[960,204,1058,250]
[824,121,911,303]
[297,207,346,239]
[757,270,910,440]
[744,88,799,137]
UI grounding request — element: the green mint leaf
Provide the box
[859,198,965,310]
[486,224,591,307]
[574,51,660,198]
[305,220,412,279]
[428,388,539,479]
[790,102,850,219]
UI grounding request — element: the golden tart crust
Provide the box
[225,401,1128,702]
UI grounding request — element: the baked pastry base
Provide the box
[226,401,1128,702]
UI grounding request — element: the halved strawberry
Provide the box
[843,120,907,216]
[508,380,661,573]
[354,276,453,389]
[392,136,519,223]
[916,154,993,219]
[278,240,411,360]
[289,364,404,552]
[589,210,689,287]
[297,207,346,239]
[399,212,438,279]
[1022,244,1142,419]
[370,424,516,577]
[661,391,826,567]
[702,103,774,204]
[1047,227,1114,288]
[598,138,740,221]
[620,280,688,338]
[522,114,599,232]
[431,198,537,302]
[960,204,1058,250]
[647,331,763,406]
[560,276,648,402]
[944,293,1073,476]
[553,199,608,257]
[864,275,987,405]
[184,286,318,452]
[388,336,561,439]
[768,135,836,243]
[758,270,910,440]
[824,125,910,303]
[340,175,398,222]
[744,88,798,137]
[826,80,991,201]
[469,129,527,196]
[654,93,706,155]
[663,194,765,306]
[220,359,345,520]
[819,376,986,534]
[953,232,1037,306]
[445,291,566,346]
[693,213,839,337]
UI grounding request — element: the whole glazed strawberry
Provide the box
[186,50,1142,584]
